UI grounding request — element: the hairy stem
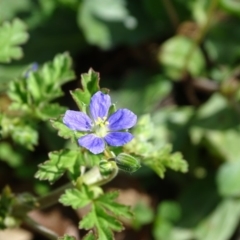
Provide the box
[37,164,118,210]
[37,182,73,210]
[24,217,58,240]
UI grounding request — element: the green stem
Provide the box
[24,217,58,240]
[37,182,73,210]
[37,163,118,210]
[162,0,179,30]
[181,0,219,77]
[82,163,118,187]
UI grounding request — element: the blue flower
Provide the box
[63,91,137,154]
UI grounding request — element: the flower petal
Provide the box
[90,91,111,120]
[108,109,137,131]
[104,132,134,146]
[78,134,105,154]
[63,110,93,131]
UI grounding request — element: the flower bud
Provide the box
[99,160,116,177]
[115,153,140,173]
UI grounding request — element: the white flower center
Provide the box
[94,116,109,137]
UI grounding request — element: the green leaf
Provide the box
[61,184,132,239]
[83,232,95,240]
[77,0,130,49]
[79,189,132,239]
[0,0,32,22]
[59,186,93,209]
[157,201,181,222]
[11,124,38,150]
[220,0,240,17]
[36,104,67,120]
[80,205,120,240]
[217,161,240,197]
[190,94,240,161]
[125,114,188,178]
[35,149,84,183]
[195,199,240,240]
[96,191,132,218]
[0,19,29,63]
[0,142,23,167]
[153,201,194,240]
[50,117,81,141]
[8,52,75,107]
[158,36,205,80]
[27,52,75,104]
[132,201,154,230]
[58,235,76,240]
[70,68,100,111]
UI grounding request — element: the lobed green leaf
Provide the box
[70,68,100,111]
[0,19,28,63]
[8,53,75,120]
[59,184,132,239]
[59,186,93,209]
[35,149,84,184]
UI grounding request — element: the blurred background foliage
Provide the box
[1,0,240,239]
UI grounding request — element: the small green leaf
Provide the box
[70,68,100,111]
[58,235,76,240]
[97,191,132,218]
[8,53,75,109]
[0,142,23,167]
[36,104,67,120]
[27,52,75,104]
[83,232,95,240]
[35,149,84,183]
[132,202,154,230]
[77,0,131,49]
[217,161,240,197]
[0,19,29,63]
[12,125,38,150]
[79,190,132,239]
[62,184,132,239]
[50,117,81,141]
[59,186,93,209]
[159,36,205,80]
[125,114,188,178]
